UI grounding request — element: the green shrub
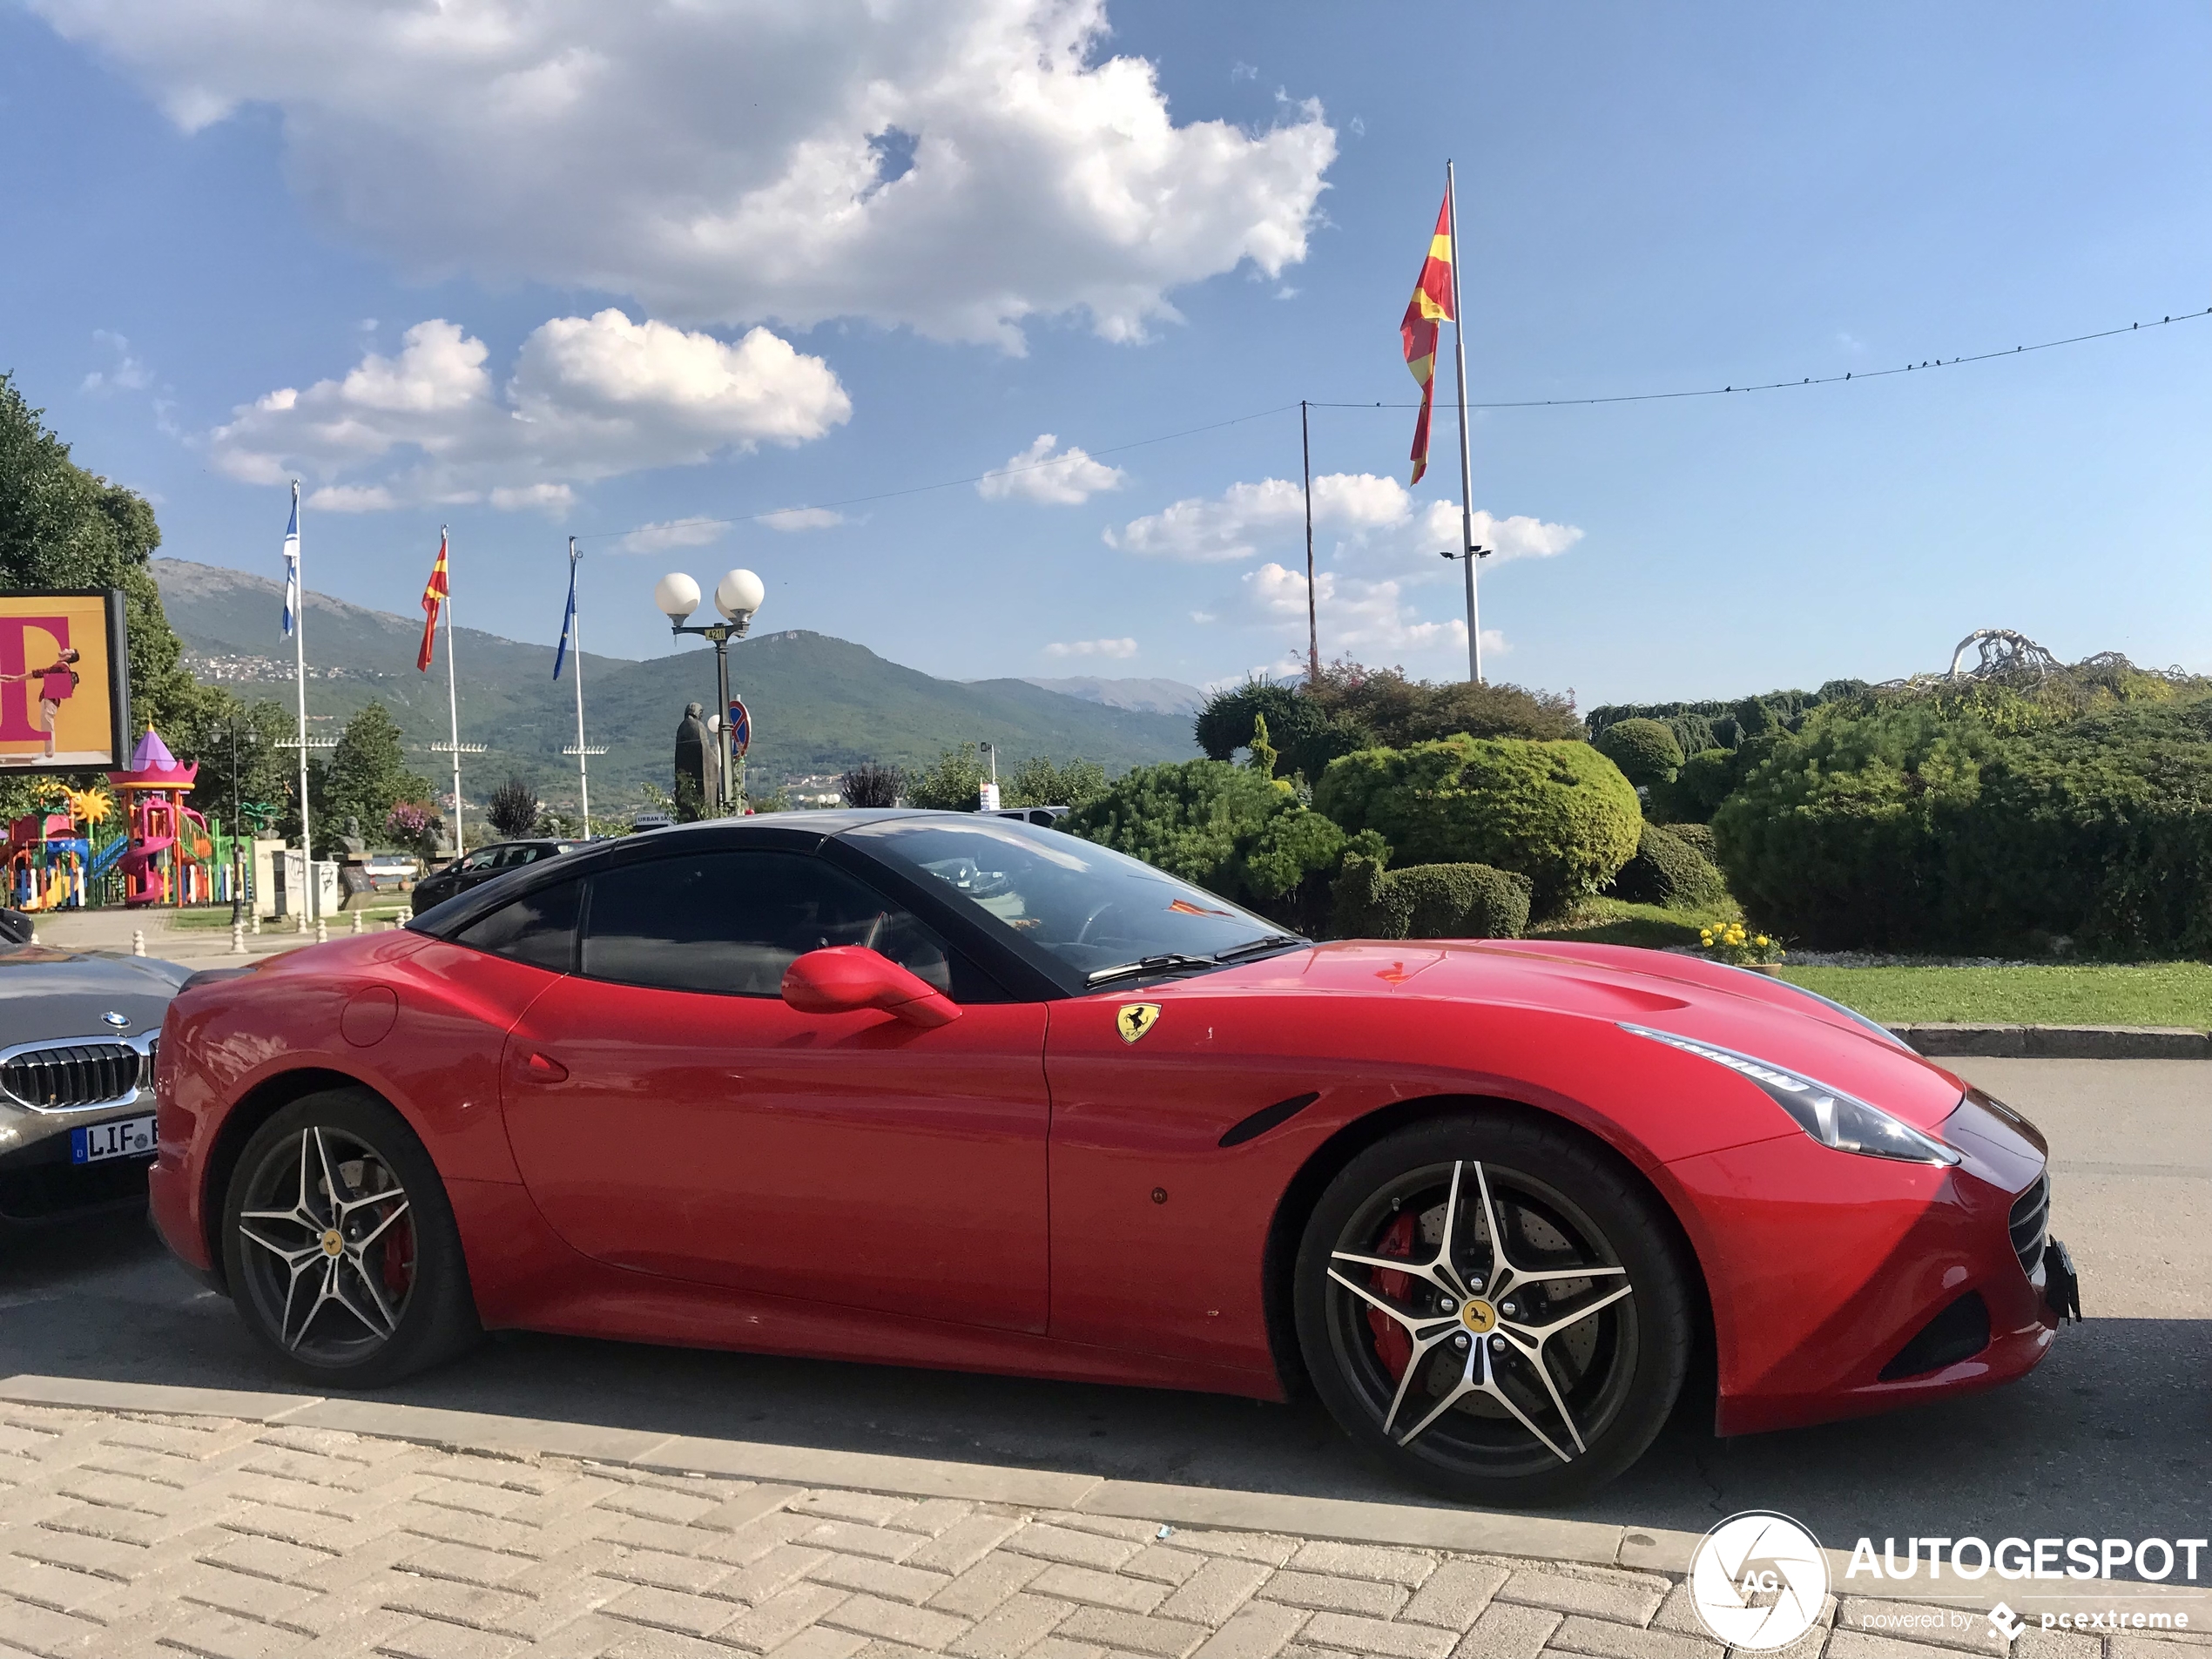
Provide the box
[1004,755,1106,809]
[1665,712,1717,759]
[1594,718,1684,789]
[1665,821,1717,860]
[1651,748,1738,824]
[1711,697,2212,954]
[907,744,988,811]
[1609,821,1731,910]
[1332,855,1532,941]
[1063,761,1379,933]
[1315,736,1642,916]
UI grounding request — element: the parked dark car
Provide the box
[0,942,192,1227]
[409,840,583,916]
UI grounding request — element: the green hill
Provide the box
[152,559,1198,814]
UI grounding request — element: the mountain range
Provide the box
[152,559,1200,813]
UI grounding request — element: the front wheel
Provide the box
[1294,1115,1692,1506]
[220,1088,479,1387]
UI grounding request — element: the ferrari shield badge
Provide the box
[1116,1003,1163,1044]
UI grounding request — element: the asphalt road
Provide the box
[3,1057,2203,1565]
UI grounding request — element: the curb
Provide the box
[1889,1023,2211,1060]
[16,1371,2202,1616]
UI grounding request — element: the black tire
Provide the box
[220,1088,479,1387]
[1293,1113,1691,1507]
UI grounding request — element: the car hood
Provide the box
[1198,936,1968,1132]
[0,946,192,1044]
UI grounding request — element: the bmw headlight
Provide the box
[1622,1023,1959,1165]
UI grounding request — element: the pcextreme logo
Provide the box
[1689,1512,1831,1650]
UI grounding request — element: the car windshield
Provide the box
[843,817,1298,984]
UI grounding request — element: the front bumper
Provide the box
[1670,1089,2065,1436]
[0,1103,157,1227]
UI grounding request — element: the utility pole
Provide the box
[1301,400,1318,685]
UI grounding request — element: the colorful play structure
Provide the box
[4,725,222,911]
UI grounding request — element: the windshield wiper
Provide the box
[1085,953,1219,987]
[1211,933,1306,962]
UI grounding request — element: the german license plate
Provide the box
[71,1115,156,1164]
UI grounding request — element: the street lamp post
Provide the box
[655,569,765,814]
[228,715,253,925]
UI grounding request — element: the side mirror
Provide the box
[781,947,961,1029]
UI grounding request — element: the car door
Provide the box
[498,842,1051,1332]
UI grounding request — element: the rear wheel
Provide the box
[220,1089,478,1387]
[1294,1114,1691,1506]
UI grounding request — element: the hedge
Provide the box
[1712,698,2212,954]
[1315,736,1642,915]
[1332,855,1533,941]
[1609,820,1731,910]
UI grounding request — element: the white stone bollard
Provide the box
[250,912,261,936]
[351,910,363,935]
[231,921,246,954]
[315,918,328,945]
[132,929,145,957]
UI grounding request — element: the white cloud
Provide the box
[760,507,845,532]
[34,0,1336,351]
[80,329,152,395]
[1044,637,1138,659]
[617,516,728,555]
[304,483,396,513]
[210,311,849,509]
[977,434,1125,505]
[1112,472,1582,570]
[1239,562,1472,658]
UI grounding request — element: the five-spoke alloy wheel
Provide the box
[221,1089,478,1386]
[1295,1116,1693,1506]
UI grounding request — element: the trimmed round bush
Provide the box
[1610,821,1731,910]
[1062,759,1285,889]
[1664,821,1717,860]
[1315,736,1642,915]
[1332,855,1533,941]
[1594,718,1684,790]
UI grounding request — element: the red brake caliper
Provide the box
[1366,1211,1417,1380]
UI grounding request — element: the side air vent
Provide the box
[1218,1092,1320,1149]
[1878,1291,1992,1381]
[2008,1173,2049,1277]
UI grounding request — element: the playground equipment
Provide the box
[6,806,89,912]
[108,727,215,908]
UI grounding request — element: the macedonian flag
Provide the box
[416,529,449,671]
[1400,192,1456,485]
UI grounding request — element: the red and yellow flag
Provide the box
[1400,192,1456,485]
[416,529,449,671]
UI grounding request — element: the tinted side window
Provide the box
[582,851,961,998]
[454,878,581,973]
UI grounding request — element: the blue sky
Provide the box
[3,0,2206,706]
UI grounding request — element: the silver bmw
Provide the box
[0,943,193,1228]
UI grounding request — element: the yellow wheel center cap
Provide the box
[1460,1299,1497,1334]
[320,1229,344,1258]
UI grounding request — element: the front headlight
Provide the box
[1622,1022,1959,1165]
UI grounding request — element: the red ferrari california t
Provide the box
[149,811,2075,1504]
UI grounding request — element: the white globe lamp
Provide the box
[654,571,701,624]
[714,568,765,625]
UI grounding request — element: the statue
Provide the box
[339,814,367,858]
[675,702,719,813]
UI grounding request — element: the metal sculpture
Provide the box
[1946,629,2062,683]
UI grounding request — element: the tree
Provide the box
[907,744,987,811]
[1593,718,1685,789]
[1004,754,1106,809]
[488,776,540,840]
[840,762,904,808]
[315,703,431,853]
[165,692,296,838]
[0,371,210,819]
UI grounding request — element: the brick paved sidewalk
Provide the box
[0,1402,2198,1659]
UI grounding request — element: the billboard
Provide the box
[0,590,132,772]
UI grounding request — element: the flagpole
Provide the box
[289,481,316,922]
[569,537,590,830]
[442,527,464,857]
[1447,158,1480,685]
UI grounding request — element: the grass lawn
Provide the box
[1778,963,2212,1029]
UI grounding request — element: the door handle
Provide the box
[523,1049,569,1082]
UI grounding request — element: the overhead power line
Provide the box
[573,303,2208,549]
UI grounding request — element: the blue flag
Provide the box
[552,553,578,680]
[280,486,300,637]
